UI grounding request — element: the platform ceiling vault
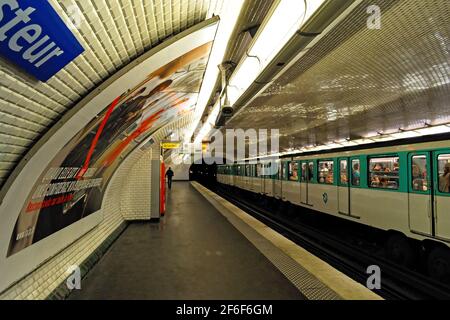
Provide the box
[0,0,225,188]
[225,0,450,153]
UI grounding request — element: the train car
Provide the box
[217,139,450,279]
[287,140,450,248]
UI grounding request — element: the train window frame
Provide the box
[339,159,349,186]
[368,155,400,190]
[308,161,315,182]
[288,161,299,182]
[281,162,288,181]
[351,158,361,187]
[301,161,308,182]
[277,161,283,180]
[410,154,429,194]
[256,163,262,178]
[318,159,334,185]
[436,153,450,195]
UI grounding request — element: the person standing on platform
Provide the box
[166,167,174,190]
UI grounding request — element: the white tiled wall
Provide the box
[0,113,191,300]
[121,148,154,220]
[0,148,154,300]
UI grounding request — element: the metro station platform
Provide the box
[68,182,380,300]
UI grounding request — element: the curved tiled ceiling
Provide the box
[226,0,450,152]
[0,0,225,187]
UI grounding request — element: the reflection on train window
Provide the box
[438,154,450,193]
[301,163,307,182]
[256,164,262,177]
[318,160,334,184]
[340,160,348,185]
[369,157,400,190]
[411,155,428,192]
[245,165,250,177]
[260,162,270,176]
[278,162,283,180]
[308,162,314,182]
[351,159,360,186]
[289,162,299,181]
[281,162,288,180]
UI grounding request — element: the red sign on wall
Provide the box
[160,161,166,216]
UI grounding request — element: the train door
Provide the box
[408,153,433,236]
[256,164,262,193]
[263,162,274,196]
[300,161,314,206]
[434,152,450,240]
[338,158,350,215]
[263,163,270,195]
[274,161,283,199]
[300,161,308,204]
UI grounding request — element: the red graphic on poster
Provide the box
[160,161,166,216]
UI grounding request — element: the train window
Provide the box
[245,165,250,177]
[369,157,400,190]
[411,156,428,192]
[289,162,299,181]
[438,154,450,193]
[301,163,307,182]
[351,159,360,186]
[318,160,334,184]
[308,162,314,182]
[261,162,272,176]
[340,160,348,185]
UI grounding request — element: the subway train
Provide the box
[217,138,450,281]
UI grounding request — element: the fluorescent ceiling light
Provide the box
[227,0,326,106]
[352,139,376,145]
[369,135,394,142]
[196,0,326,144]
[193,100,221,144]
[390,131,421,139]
[325,143,344,149]
[414,125,450,135]
[184,1,246,144]
[249,0,324,64]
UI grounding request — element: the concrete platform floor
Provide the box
[68,182,304,300]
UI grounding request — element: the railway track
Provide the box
[208,183,450,300]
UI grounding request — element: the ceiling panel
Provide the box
[226,0,450,153]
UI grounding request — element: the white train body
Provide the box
[217,139,450,248]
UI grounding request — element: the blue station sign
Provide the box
[0,0,84,81]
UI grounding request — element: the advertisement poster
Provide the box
[7,41,213,256]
